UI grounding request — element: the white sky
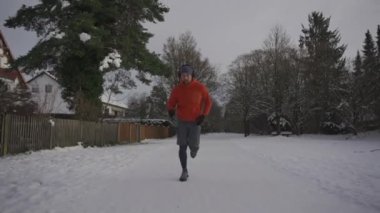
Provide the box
[1,0,380,73]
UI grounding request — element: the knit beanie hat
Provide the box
[179,64,194,75]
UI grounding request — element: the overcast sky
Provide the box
[1,0,380,73]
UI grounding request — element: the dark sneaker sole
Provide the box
[179,177,188,182]
[179,174,189,182]
[190,152,197,158]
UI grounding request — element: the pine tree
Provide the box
[354,51,362,75]
[361,29,379,124]
[362,30,377,74]
[351,51,365,128]
[299,11,347,133]
[5,0,169,120]
[0,79,37,115]
[377,25,380,62]
[374,25,380,123]
[148,81,168,119]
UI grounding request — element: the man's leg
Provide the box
[178,145,188,171]
[189,123,201,158]
[177,121,189,181]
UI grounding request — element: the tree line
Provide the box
[3,1,379,135]
[132,12,380,135]
[221,12,380,135]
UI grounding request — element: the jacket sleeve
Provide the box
[167,87,178,111]
[202,85,212,116]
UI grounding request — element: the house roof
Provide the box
[102,101,128,110]
[0,68,28,89]
[0,30,27,89]
[26,71,58,83]
[0,30,15,62]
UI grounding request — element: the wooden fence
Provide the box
[0,114,173,156]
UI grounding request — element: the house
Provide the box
[1,29,127,117]
[27,71,74,114]
[0,30,27,91]
[102,101,128,117]
[1,29,72,114]
[27,71,128,116]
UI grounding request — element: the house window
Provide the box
[32,86,39,93]
[103,107,110,115]
[45,84,52,93]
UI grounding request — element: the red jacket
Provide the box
[167,80,212,122]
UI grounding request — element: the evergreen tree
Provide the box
[148,81,168,119]
[299,11,347,133]
[361,29,379,123]
[351,51,365,128]
[0,79,37,115]
[362,30,377,74]
[354,51,362,75]
[374,25,380,122]
[377,25,380,62]
[5,0,169,120]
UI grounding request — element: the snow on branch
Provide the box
[79,32,91,43]
[99,50,122,71]
[61,0,71,8]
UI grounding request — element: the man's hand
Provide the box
[168,110,175,118]
[196,115,205,125]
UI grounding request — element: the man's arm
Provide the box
[167,88,178,112]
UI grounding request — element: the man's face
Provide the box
[180,73,192,84]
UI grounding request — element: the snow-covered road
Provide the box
[1,133,379,213]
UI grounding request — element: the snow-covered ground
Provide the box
[0,132,379,213]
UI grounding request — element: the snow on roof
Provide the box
[26,71,58,83]
[103,118,174,126]
[102,99,128,109]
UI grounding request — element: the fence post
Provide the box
[2,114,10,156]
[80,120,83,143]
[129,124,132,143]
[101,122,104,146]
[1,114,4,156]
[137,124,140,142]
[117,122,121,143]
[49,120,53,149]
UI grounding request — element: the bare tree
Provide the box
[162,31,218,91]
[263,25,293,134]
[103,69,136,105]
[226,50,269,136]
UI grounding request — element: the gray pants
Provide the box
[177,120,201,152]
